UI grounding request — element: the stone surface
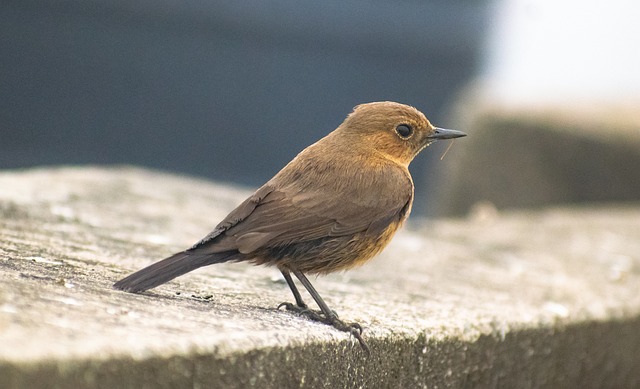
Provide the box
[1,166,639,388]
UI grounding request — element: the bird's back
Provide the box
[230,136,415,273]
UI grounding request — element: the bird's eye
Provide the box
[395,124,413,139]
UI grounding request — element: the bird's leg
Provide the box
[278,270,334,324]
[278,269,309,311]
[277,270,369,352]
[288,270,370,354]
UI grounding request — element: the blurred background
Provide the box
[1,0,490,216]
[2,0,639,216]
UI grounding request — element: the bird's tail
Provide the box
[113,250,235,293]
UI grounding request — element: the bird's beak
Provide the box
[428,127,467,140]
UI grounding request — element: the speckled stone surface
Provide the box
[1,167,639,388]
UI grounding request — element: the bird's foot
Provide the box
[278,301,314,316]
[277,302,370,354]
[278,302,337,320]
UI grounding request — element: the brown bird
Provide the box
[113,101,466,352]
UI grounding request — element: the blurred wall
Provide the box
[1,0,489,215]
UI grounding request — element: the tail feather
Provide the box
[113,250,235,293]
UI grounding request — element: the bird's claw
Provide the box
[278,301,310,313]
[277,301,369,354]
[277,302,294,311]
[278,301,324,321]
[330,318,369,354]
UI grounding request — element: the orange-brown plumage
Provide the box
[113,101,466,352]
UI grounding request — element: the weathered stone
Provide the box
[1,167,639,388]
[431,97,640,216]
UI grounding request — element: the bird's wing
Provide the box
[188,184,275,250]
[191,167,412,255]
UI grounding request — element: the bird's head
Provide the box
[337,101,466,167]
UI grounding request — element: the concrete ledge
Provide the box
[433,97,640,216]
[1,167,639,388]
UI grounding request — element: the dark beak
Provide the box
[428,127,467,140]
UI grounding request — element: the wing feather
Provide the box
[191,162,412,255]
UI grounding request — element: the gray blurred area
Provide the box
[1,0,489,214]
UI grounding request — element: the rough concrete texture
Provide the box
[1,166,639,388]
[433,97,640,216]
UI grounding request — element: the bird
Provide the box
[113,101,466,353]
